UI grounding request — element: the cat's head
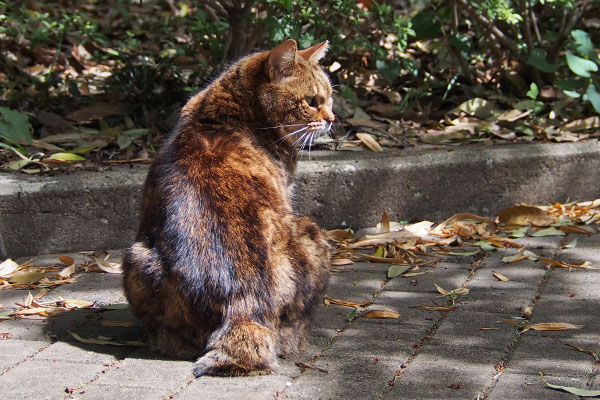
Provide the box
[259,39,334,149]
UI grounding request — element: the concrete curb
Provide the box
[2,141,600,257]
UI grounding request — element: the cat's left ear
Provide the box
[298,41,329,63]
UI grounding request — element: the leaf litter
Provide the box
[327,199,600,314]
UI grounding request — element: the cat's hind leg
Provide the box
[193,317,277,377]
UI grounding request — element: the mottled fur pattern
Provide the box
[122,39,333,377]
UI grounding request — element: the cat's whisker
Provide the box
[271,126,309,147]
[259,123,306,130]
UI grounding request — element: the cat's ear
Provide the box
[298,40,329,63]
[267,39,298,80]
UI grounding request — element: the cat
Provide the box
[122,39,333,377]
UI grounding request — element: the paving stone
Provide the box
[489,371,588,400]
[0,339,48,374]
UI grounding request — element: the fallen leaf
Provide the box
[387,265,411,278]
[531,227,565,237]
[49,152,86,162]
[323,297,372,308]
[8,271,46,284]
[539,372,600,396]
[331,258,354,266]
[67,331,146,347]
[414,305,455,311]
[350,230,417,248]
[364,309,400,319]
[493,272,510,282]
[498,205,554,226]
[380,211,390,233]
[0,259,19,278]
[327,229,355,242]
[62,299,94,309]
[66,103,126,121]
[295,362,328,373]
[58,256,75,265]
[435,284,469,296]
[356,133,383,152]
[523,322,583,333]
[57,265,76,279]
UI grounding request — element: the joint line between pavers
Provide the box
[275,274,390,399]
[379,253,489,398]
[0,342,51,377]
[479,237,565,399]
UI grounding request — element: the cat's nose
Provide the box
[322,108,335,122]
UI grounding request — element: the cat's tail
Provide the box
[193,317,278,377]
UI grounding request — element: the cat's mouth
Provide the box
[290,120,333,150]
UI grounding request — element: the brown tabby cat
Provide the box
[122,39,333,377]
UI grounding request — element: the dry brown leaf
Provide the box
[364,309,400,319]
[58,256,75,265]
[87,257,123,274]
[350,231,416,248]
[557,225,594,235]
[66,103,126,121]
[524,322,584,332]
[331,258,354,266]
[493,272,510,282]
[435,284,469,296]
[356,133,383,152]
[61,298,94,309]
[57,265,76,279]
[537,257,598,270]
[294,362,328,373]
[68,331,146,347]
[380,211,390,233]
[498,205,554,226]
[323,297,372,308]
[327,229,355,242]
[434,213,495,232]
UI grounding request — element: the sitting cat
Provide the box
[122,39,333,377]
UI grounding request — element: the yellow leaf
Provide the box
[497,205,554,226]
[493,272,510,282]
[356,133,383,152]
[62,299,94,309]
[364,309,400,319]
[8,271,46,284]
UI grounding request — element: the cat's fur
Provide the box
[122,39,333,377]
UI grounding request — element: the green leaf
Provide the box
[374,246,385,258]
[475,241,496,251]
[116,134,132,150]
[540,372,600,397]
[555,79,584,92]
[509,226,529,238]
[8,159,33,170]
[566,52,598,78]
[526,82,539,99]
[0,107,32,143]
[564,238,577,248]
[411,10,441,40]
[571,29,598,62]
[123,128,150,136]
[585,84,600,114]
[531,227,565,237]
[387,265,411,278]
[514,100,544,114]
[526,48,557,73]
[49,152,86,161]
[449,250,480,256]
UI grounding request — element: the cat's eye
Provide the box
[304,96,318,108]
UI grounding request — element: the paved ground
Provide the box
[0,222,598,399]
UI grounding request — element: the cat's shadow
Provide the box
[42,305,180,361]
